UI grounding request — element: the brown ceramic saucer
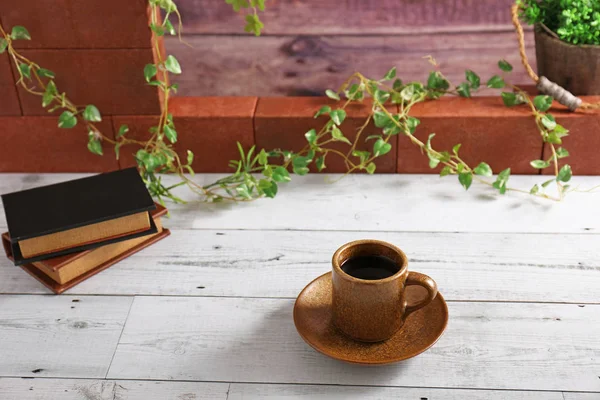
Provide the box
[293,272,448,365]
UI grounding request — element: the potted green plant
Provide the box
[517,0,600,95]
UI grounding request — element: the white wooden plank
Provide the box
[229,383,564,400]
[108,297,600,391]
[1,229,599,304]
[1,173,600,233]
[563,394,600,399]
[0,295,132,378]
[0,378,229,400]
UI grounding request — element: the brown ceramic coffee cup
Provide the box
[331,240,438,342]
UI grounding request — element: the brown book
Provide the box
[18,212,151,258]
[2,204,170,294]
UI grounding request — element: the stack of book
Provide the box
[1,168,170,294]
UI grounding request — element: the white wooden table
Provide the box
[0,173,599,399]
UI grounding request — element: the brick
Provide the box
[0,117,118,172]
[0,0,152,49]
[541,100,600,176]
[254,97,397,173]
[113,97,257,173]
[14,49,161,116]
[397,97,543,174]
[0,54,21,116]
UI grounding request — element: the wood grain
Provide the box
[107,297,600,391]
[229,383,565,399]
[178,0,521,35]
[0,295,132,378]
[0,378,229,400]
[1,229,599,305]
[165,32,535,96]
[2,173,600,234]
[563,394,600,399]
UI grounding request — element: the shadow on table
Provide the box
[221,301,414,386]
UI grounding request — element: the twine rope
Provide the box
[510,4,600,111]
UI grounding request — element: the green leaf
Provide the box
[373,138,391,157]
[37,68,55,79]
[87,135,103,156]
[117,124,129,138]
[331,126,351,145]
[0,38,7,54]
[244,13,264,36]
[456,83,471,98]
[10,26,31,40]
[226,0,249,11]
[440,166,452,177]
[58,111,77,129]
[493,168,511,194]
[487,75,505,89]
[553,124,569,136]
[258,179,278,198]
[392,78,403,91]
[366,162,376,174]
[400,85,415,101]
[530,160,550,169]
[452,143,462,155]
[458,172,473,190]
[374,89,390,104]
[42,81,57,107]
[329,109,346,125]
[352,150,370,164]
[164,125,177,143]
[314,105,331,118]
[465,70,480,89]
[293,166,309,176]
[315,155,326,171]
[427,71,450,91]
[546,132,562,145]
[534,95,553,112]
[304,129,317,144]
[530,184,539,195]
[473,162,493,176]
[498,60,513,72]
[19,63,31,79]
[325,89,340,101]
[164,55,182,74]
[541,114,557,131]
[383,66,396,81]
[541,179,554,188]
[272,166,291,182]
[236,184,252,199]
[257,149,268,165]
[187,150,194,165]
[373,110,392,128]
[406,117,420,134]
[556,147,569,158]
[147,80,163,87]
[144,64,157,82]
[557,165,572,182]
[164,19,176,35]
[250,0,266,11]
[501,92,518,107]
[83,105,102,122]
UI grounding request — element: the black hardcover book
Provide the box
[2,168,157,265]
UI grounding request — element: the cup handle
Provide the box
[404,271,438,319]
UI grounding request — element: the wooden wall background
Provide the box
[168,0,535,96]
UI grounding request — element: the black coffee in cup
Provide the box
[341,255,400,280]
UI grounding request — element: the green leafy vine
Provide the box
[0,0,582,204]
